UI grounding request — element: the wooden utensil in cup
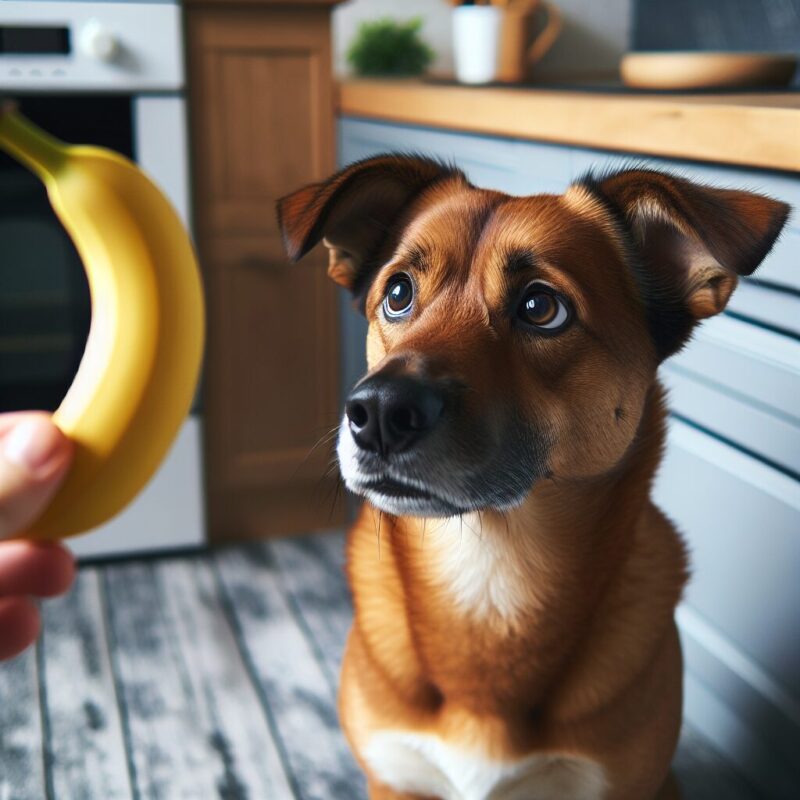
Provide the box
[496,0,562,82]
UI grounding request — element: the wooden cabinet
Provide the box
[186,0,344,540]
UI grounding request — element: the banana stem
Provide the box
[0,110,67,181]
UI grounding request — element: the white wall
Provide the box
[333,0,632,79]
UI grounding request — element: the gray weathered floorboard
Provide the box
[269,532,352,689]
[103,560,223,799]
[214,542,366,800]
[0,645,45,800]
[103,559,292,799]
[39,568,131,799]
[157,557,294,799]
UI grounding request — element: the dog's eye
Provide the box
[518,284,571,332]
[384,274,414,318]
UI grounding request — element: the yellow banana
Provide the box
[0,105,205,540]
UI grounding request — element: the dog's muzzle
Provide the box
[338,370,468,516]
[344,374,445,458]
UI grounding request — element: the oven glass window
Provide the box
[0,95,133,412]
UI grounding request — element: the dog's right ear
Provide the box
[583,168,789,359]
[277,155,464,303]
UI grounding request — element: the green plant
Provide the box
[347,17,434,77]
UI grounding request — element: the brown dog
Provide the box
[278,157,788,800]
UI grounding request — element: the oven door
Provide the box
[0,95,130,412]
[0,93,204,557]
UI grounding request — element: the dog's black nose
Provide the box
[345,375,444,456]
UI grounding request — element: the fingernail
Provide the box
[4,419,62,472]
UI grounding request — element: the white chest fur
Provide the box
[364,730,607,800]
[428,515,541,621]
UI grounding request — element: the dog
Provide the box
[277,156,789,800]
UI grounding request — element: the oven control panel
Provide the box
[0,2,183,91]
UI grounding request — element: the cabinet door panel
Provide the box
[190,9,333,236]
[206,239,336,487]
[189,5,342,539]
[214,51,314,194]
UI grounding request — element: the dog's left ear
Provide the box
[591,169,790,357]
[276,155,464,305]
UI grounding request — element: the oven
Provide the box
[0,1,204,558]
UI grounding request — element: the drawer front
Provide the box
[661,364,800,474]
[670,315,800,424]
[339,118,526,195]
[339,117,574,196]
[655,419,800,687]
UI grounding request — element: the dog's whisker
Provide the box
[291,424,341,482]
[461,515,484,545]
[369,506,382,561]
[327,475,344,523]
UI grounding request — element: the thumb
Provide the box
[0,414,74,541]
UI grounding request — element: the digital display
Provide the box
[0,26,70,55]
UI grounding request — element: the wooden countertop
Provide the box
[337,79,800,173]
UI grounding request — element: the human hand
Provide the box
[0,413,76,660]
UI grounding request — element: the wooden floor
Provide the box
[0,531,762,800]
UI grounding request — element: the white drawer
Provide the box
[670,315,800,425]
[725,281,800,337]
[513,138,572,195]
[661,365,800,475]
[654,419,800,695]
[754,227,800,293]
[339,118,525,195]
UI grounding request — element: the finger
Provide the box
[0,541,75,598]
[0,596,41,661]
[0,414,73,540]
[0,411,49,437]
[0,413,29,436]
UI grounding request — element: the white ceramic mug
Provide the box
[453,5,503,85]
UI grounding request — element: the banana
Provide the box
[0,104,205,540]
